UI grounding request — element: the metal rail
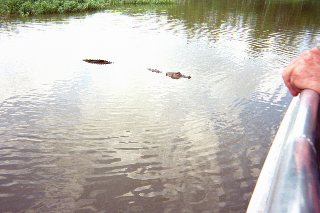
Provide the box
[247,89,320,213]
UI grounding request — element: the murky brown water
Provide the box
[1,0,320,212]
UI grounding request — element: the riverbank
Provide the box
[0,0,174,16]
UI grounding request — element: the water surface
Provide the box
[1,0,320,212]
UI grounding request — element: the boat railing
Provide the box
[247,89,320,212]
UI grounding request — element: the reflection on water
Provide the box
[0,0,320,212]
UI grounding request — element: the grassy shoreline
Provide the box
[0,0,175,16]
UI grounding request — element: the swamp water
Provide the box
[1,0,320,212]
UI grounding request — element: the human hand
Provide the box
[282,47,320,96]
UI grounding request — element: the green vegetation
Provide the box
[0,0,174,16]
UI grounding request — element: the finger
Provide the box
[282,66,301,96]
[288,84,299,96]
[290,82,302,96]
[310,47,320,56]
[283,73,299,96]
[282,65,293,88]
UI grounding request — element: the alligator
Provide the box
[82,61,191,79]
[147,68,162,73]
[147,68,191,79]
[83,59,113,64]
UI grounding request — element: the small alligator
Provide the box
[147,68,162,73]
[147,68,191,79]
[83,59,113,65]
[82,61,191,79]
